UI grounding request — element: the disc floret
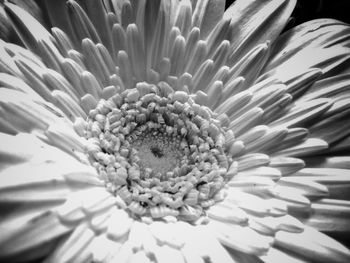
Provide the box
[85,82,231,222]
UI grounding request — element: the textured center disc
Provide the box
[84,82,231,221]
[132,132,182,178]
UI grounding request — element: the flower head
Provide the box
[0,0,350,262]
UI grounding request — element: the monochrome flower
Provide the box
[0,0,349,262]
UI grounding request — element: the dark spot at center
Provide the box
[151,146,163,158]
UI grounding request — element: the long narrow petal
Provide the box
[224,0,296,63]
[275,227,350,263]
[265,19,350,71]
[192,0,225,39]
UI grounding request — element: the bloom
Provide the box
[0,0,350,261]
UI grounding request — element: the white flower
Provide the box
[0,0,350,262]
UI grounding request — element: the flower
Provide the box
[0,0,350,262]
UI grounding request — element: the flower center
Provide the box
[150,146,163,158]
[131,132,182,177]
[85,82,231,222]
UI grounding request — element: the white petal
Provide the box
[183,224,236,263]
[193,0,225,39]
[266,19,350,71]
[44,223,95,263]
[208,219,273,256]
[106,208,134,241]
[0,211,72,260]
[225,0,296,63]
[305,199,350,233]
[275,227,350,263]
[261,247,309,263]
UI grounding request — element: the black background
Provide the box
[225,0,350,26]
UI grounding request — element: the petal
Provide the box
[106,208,134,241]
[44,0,79,47]
[275,227,350,263]
[89,234,123,262]
[304,199,350,233]
[0,88,67,134]
[224,0,296,63]
[272,138,328,157]
[207,201,249,224]
[0,40,22,77]
[192,0,225,39]
[275,177,329,197]
[153,245,186,263]
[260,46,350,89]
[183,224,236,263]
[225,188,272,216]
[4,2,64,72]
[309,102,350,145]
[0,132,100,203]
[262,247,310,263]
[0,72,44,101]
[259,20,350,94]
[0,211,73,261]
[291,168,350,200]
[0,131,101,261]
[300,73,350,101]
[269,98,333,128]
[4,2,52,52]
[265,19,350,71]
[208,219,273,256]
[305,156,350,170]
[44,223,95,263]
[330,135,350,153]
[78,0,113,52]
[2,187,116,262]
